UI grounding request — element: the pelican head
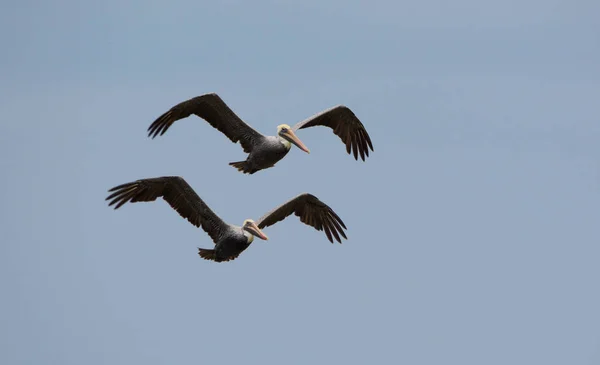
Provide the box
[277,124,310,153]
[243,219,269,241]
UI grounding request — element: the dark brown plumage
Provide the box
[147,93,262,154]
[256,193,347,244]
[106,176,227,243]
[293,105,374,161]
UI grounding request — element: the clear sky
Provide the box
[1,1,599,364]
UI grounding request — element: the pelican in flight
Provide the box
[106,176,348,262]
[147,93,374,174]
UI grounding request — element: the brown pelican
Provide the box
[147,93,374,174]
[105,176,348,262]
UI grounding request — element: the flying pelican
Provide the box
[147,93,374,174]
[105,176,348,262]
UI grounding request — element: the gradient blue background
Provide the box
[2,1,599,364]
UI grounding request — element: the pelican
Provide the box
[105,176,348,262]
[147,93,374,174]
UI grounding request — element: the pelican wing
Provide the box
[147,93,264,153]
[106,176,228,243]
[292,105,374,161]
[255,194,348,243]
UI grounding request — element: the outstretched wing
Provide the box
[147,93,265,153]
[292,105,374,161]
[106,176,228,243]
[255,193,348,243]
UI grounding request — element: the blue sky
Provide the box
[1,1,599,364]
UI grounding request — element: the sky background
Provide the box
[1,0,599,364]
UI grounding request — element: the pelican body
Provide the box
[147,93,374,174]
[201,219,266,262]
[232,132,295,173]
[106,176,348,262]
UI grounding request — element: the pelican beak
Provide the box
[283,129,310,154]
[246,221,269,240]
